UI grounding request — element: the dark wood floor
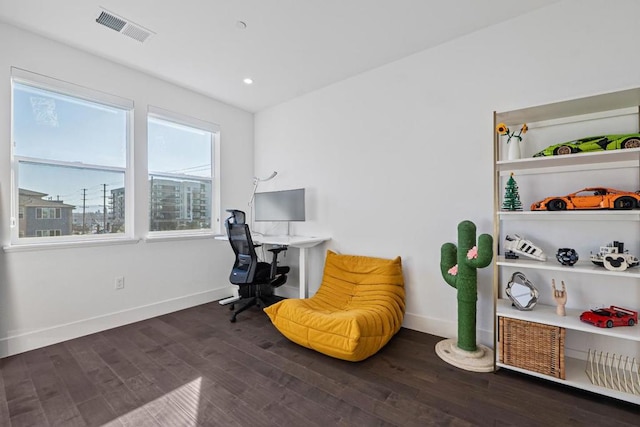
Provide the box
[1,302,638,427]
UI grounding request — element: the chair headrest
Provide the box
[226,209,246,225]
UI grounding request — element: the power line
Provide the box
[166,163,211,174]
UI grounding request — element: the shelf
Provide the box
[497,210,640,221]
[497,147,640,173]
[495,87,640,124]
[494,87,640,405]
[496,257,640,278]
[496,359,640,405]
[497,299,640,341]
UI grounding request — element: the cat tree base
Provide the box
[435,338,494,372]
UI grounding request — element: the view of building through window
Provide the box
[147,114,214,232]
[12,73,216,242]
[12,78,130,240]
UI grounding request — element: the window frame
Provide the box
[10,68,135,247]
[146,106,221,238]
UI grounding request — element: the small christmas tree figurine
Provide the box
[502,173,523,211]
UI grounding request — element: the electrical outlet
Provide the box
[115,276,125,290]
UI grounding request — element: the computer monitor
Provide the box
[254,188,306,222]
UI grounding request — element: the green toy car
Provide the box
[532,133,640,157]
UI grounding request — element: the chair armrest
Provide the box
[268,245,288,278]
[268,245,287,255]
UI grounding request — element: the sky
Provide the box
[13,82,212,212]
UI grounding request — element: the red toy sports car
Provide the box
[580,306,637,328]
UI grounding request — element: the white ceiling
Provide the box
[0,0,560,112]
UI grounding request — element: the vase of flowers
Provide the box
[496,122,528,160]
[508,137,521,160]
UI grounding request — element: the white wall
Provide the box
[0,23,253,356]
[3,0,638,357]
[254,0,640,346]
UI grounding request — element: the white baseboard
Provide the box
[0,286,234,358]
[402,312,494,349]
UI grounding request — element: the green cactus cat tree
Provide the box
[436,220,494,372]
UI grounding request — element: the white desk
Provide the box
[254,235,329,298]
[216,234,330,298]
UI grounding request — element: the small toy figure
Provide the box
[556,248,579,266]
[552,279,567,316]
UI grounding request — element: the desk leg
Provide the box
[299,247,308,298]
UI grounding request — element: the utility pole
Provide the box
[150,176,155,231]
[102,184,107,234]
[81,188,87,234]
[108,194,114,233]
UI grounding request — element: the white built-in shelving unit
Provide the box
[493,88,640,405]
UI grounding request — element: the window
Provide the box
[36,230,62,237]
[147,107,219,234]
[11,68,133,243]
[36,208,62,219]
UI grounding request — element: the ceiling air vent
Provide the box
[95,9,154,43]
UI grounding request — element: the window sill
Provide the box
[144,231,217,243]
[3,237,140,253]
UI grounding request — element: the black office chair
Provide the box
[225,209,289,322]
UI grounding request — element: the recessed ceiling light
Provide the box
[236,21,247,29]
[243,78,253,85]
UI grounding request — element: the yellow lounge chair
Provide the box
[264,250,405,361]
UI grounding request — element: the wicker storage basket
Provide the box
[499,317,566,379]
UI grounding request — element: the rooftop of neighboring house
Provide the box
[18,188,76,209]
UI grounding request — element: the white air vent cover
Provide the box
[96,9,154,43]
